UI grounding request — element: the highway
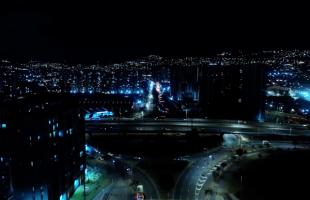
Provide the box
[89,155,160,200]
[173,147,231,200]
[85,118,310,200]
[86,118,310,136]
[173,140,309,200]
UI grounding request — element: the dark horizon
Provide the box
[1,1,310,64]
[1,47,309,65]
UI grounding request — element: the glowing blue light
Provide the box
[1,123,6,129]
[257,111,264,122]
[169,96,173,101]
[59,193,68,200]
[58,130,64,137]
[267,91,275,96]
[85,110,113,120]
[289,89,310,101]
[149,81,155,91]
[125,89,132,94]
[85,144,91,152]
[84,113,90,120]
[74,179,80,189]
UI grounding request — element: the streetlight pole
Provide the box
[185,109,188,119]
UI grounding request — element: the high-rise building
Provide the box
[199,64,266,121]
[0,94,85,200]
[170,64,202,101]
[0,111,13,200]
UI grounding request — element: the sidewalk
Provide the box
[70,164,112,200]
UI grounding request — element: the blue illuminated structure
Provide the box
[289,89,310,101]
[85,144,100,156]
[84,110,114,120]
[299,90,310,101]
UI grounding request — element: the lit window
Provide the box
[37,136,41,140]
[53,131,56,137]
[80,151,83,157]
[31,161,34,167]
[59,130,64,137]
[1,123,7,129]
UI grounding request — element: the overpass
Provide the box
[85,118,310,136]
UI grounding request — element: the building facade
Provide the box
[199,64,266,121]
[0,94,85,200]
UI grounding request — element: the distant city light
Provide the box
[155,82,161,93]
[58,130,64,137]
[289,89,310,101]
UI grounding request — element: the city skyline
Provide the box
[2,3,310,200]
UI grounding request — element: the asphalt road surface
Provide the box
[86,118,310,136]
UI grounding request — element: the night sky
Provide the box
[0,1,309,63]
